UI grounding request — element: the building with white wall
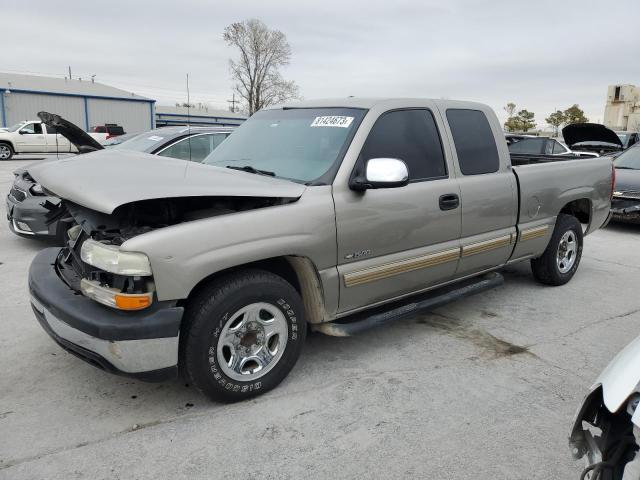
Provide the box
[0,73,155,133]
[604,84,640,131]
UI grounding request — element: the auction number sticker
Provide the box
[148,135,164,141]
[310,116,354,128]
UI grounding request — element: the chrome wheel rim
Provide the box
[557,230,578,273]
[0,145,10,159]
[216,302,288,382]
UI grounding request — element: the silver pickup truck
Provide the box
[27,98,614,402]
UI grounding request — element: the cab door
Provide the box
[333,108,462,314]
[440,107,517,277]
[16,122,46,152]
[44,124,72,153]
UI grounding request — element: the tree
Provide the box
[504,102,516,118]
[563,104,589,125]
[546,110,566,136]
[223,19,300,115]
[505,108,536,132]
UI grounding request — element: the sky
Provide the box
[3,0,639,128]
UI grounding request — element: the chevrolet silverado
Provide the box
[26,98,614,401]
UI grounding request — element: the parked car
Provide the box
[6,113,234,241]
[616,131,640,150]
[90,123,125,139]
[569,335,640,479]
[506,134,597,157]
[610,145,640,222]
[0,116,107,160]
[26,98,613,402]
[563,123,625,157]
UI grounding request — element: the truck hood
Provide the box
[595,334,640,413]
[562,123,623,149]
[37,111,104,153]
[27,149,306,214]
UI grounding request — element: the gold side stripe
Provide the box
[344,248,460,287]
[520,225,550,242]
[461,235,512,257]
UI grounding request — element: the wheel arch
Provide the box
[559,198,592,232]
[181,255,329,324]
[0,140,14,151]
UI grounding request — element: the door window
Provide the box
[359,109,447,181]
[552,141,567,154]
[508,138,545,155]
[447,109,500,174]
[20,123,43,134]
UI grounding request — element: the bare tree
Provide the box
[224,19,300,115]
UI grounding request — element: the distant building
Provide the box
[0,73,155,133]
[604,84,640,131]
[155,105,246,128]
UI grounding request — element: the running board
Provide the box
[313,272,504,337]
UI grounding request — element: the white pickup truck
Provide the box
[0,120,107,160]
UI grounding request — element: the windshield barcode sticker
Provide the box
[310,116,354,128]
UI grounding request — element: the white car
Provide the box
[0,119,107,160]
[570,336,640,479]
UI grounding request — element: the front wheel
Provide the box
[0,143,13,160]
[182,269,306,402]
[530,214,583,286]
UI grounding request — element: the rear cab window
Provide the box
[360,109,447,181]
[446,109,500,175]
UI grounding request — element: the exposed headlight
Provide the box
[30,183,45,195]
[80,239,152,276]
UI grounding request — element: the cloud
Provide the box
[3,0,639,126]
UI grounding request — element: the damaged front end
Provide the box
[570,387,640,479]
[570,336,640,479]
[611,192,640,224]
[52,195,295,309]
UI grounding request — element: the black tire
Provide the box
[530,214,583,286]
[0,142,14,160]
[182,269,306,402]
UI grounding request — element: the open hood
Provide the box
[562,123,623,149]
[37,111,104,153]
[27,149,305,214]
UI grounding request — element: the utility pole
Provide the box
[227,93,238,113]
[68,66,72,80]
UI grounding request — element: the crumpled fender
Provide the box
[596,335,640,417]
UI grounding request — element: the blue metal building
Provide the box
[0,73,155,133]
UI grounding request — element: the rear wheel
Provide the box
[182,269,306,402]
[531,214,583,286]
[0,143,13,160]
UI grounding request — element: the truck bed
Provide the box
[510,153,587,165]
[512,155,613,236]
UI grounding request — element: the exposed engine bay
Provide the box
[52,195,296,245]
[47,195,296,298]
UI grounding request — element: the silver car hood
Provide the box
[27,149,306,214]
[596,334,640,413]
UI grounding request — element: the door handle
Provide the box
[439,193,459,211]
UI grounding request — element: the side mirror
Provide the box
[18,130,25,135]
[350,158,409,191]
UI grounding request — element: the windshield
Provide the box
[617,133,629,144]
[111,131,169,152]
[615,146,640,170]
[202,108,366,184]
[7,122,27,132]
